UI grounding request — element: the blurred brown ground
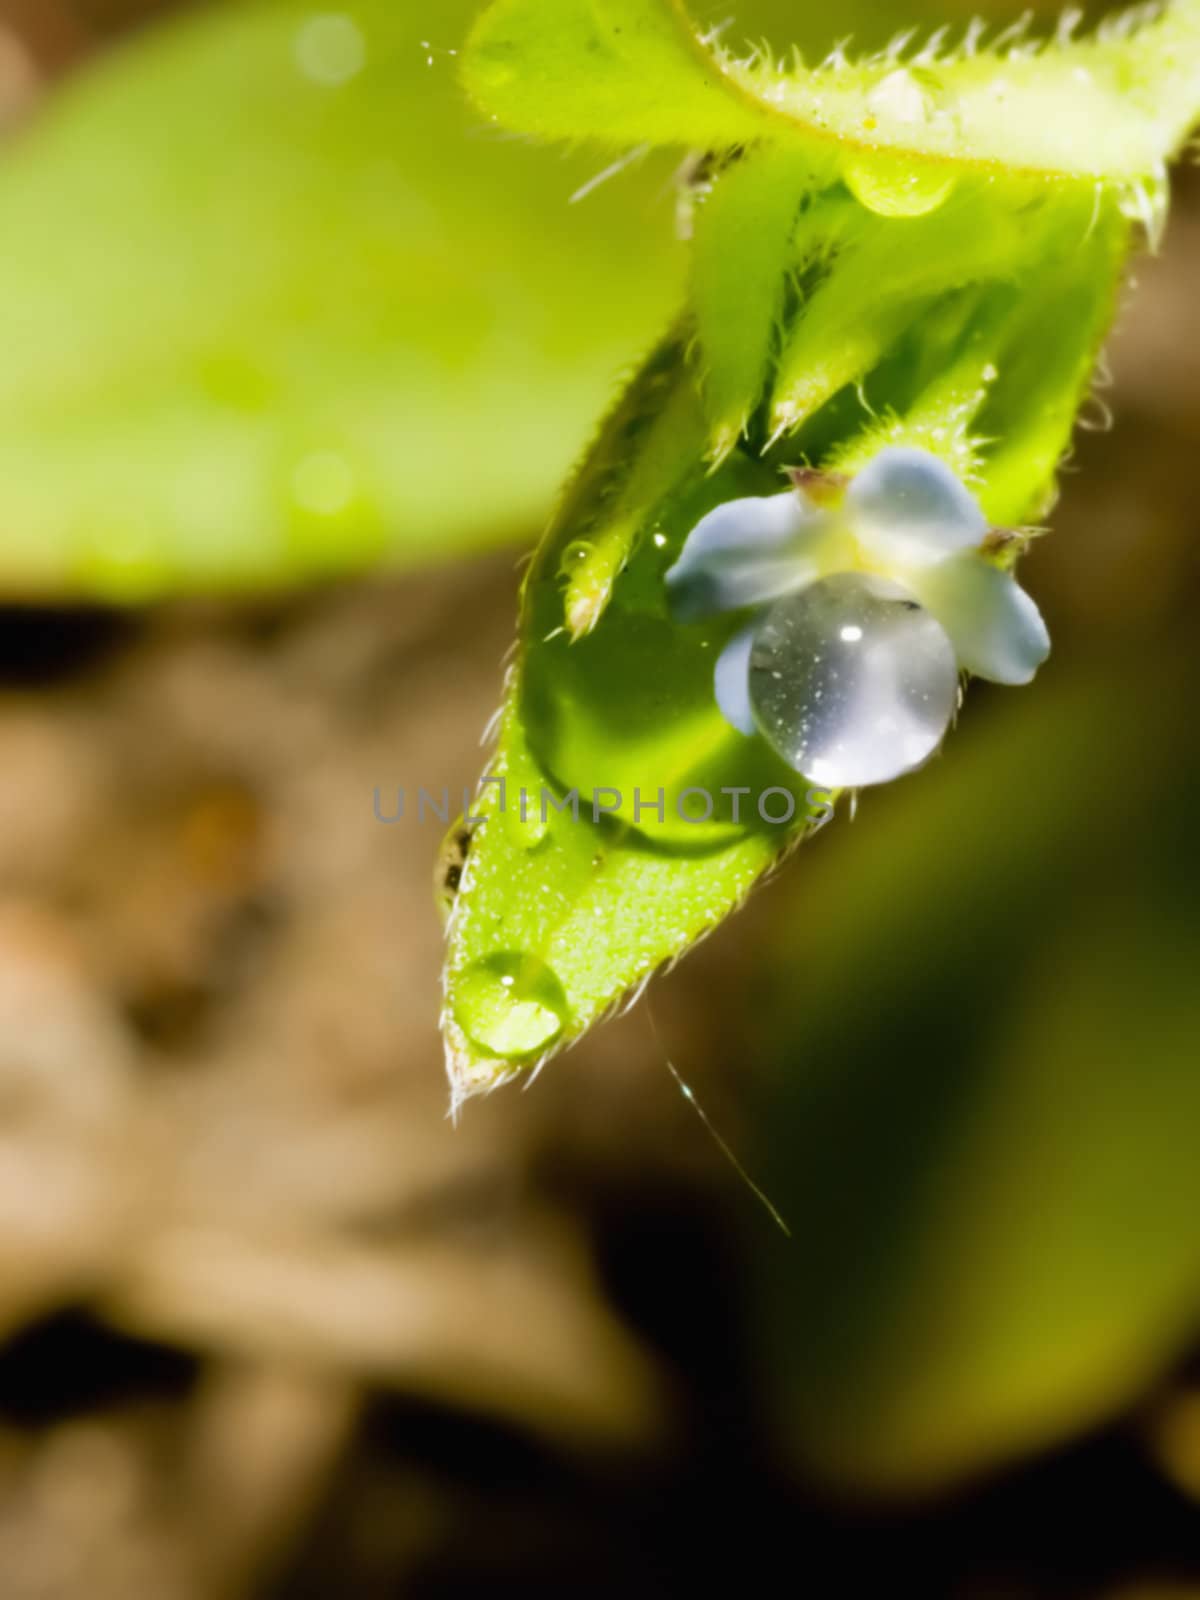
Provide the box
[0,2,1197,1597]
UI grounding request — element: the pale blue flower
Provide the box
[666,446,1050,787]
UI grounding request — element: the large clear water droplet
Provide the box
[453,952,568,1061]
[748,573,958,787]
[849,68,956,217]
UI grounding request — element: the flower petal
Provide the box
[713,623,758,735]
[847,446,988,566]
[665,492,830,622]
[905,553,1050,684]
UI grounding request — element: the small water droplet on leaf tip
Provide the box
[453,952,569,1061]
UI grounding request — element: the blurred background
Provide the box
[0,0,1197,1594]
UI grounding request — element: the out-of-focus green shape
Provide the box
[748,642,1200,1494]
[0,0,682,598]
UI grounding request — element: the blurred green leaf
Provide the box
[0,0,682,598]
[747,644,1200,1493]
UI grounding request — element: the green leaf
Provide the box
[442,155,1136,1095]
[690,148,831,461]
[767,184,1043,437]
[0,0,683,598]
[442,338,832,1102]
[442,715,808,1105]
[463,0,773,151]
[466,0,1200,183]
[557,325,711,639]
[826,194,1130,526]
[444,0,1188,1095]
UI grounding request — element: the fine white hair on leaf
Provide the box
[1097,0,1164,43]
[478,702,505,750]
[568,144,650,206]
[884,27,919,64]
[738,36,771,73]
[618,971,655,1017]
[520,1051,552,1092]
[698,17,735,50]
[914,24,951,65]
[1076,390,1116,432]
[962,17,989,58]
[821,37,854,72]
[1056,6,1085,46]
[991,9,1034,53]
[1120,170,1169,251]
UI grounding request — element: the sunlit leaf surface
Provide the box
[467,0,1200,181]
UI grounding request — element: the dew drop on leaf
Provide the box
[849,65,957,217]
[452,951,569,1060]
[845,156,956,218]
[748,573,958,787]
[501,797,552,851]
[865,67,935,126]
[558,539,595,577]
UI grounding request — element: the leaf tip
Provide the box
[442,1017,514,1114]
[706,421,744,469]
[565,580,612,639]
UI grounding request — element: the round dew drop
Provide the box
[849,68,955,217]
[558,540,595,577]
[865,68,934,126]
[845,157,955,218]
[453,952,569,1060]
[748,573,958,788]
